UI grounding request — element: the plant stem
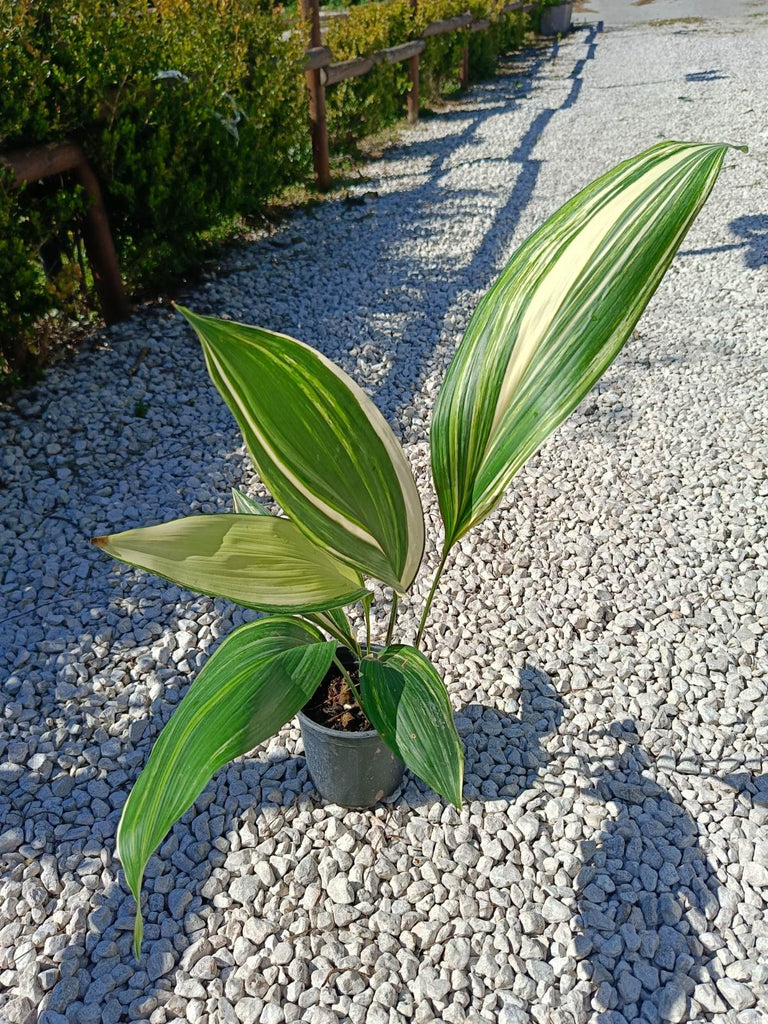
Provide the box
[363,595,372,657]
[385,593,399,647]
[332,654,363,705]
[415,546,450,649]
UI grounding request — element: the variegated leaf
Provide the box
[93,514,367,613]
[117,616,335,954]
[431,140,738,548]
[359,645,463,807]
[179,308,425,593]
[232,487,271,515]
[228,488,359,648]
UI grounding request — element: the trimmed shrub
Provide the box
[0,0,308,382]
[1,0,537,385]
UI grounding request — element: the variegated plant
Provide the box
[93,141,738,954]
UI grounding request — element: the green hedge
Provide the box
[0,0,538,385]
[324,0,530,148]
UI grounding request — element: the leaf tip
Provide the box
[91,535,108,548]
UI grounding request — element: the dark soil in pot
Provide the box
[301,661,373,733]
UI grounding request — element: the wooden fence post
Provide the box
[460,41,470,89]
[302,0,331,191]
[407,0,420,124]
[1,141,129,324]
[407,53,420,124]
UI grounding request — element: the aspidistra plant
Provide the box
[92,141,738,953]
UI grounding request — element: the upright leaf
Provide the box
[232,487,271,515]
[117,616,335,955]
[431,141,737,548]
[306,606,358,650]
[179,308,425,593]
[93,514,367,613]
[359,645,463,807]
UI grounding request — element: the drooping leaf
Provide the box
[117,616,335,955]
[93,513,367,613]
[232,487,271,515]
[359,645,463,807]
[178,307,424,593]
[431,141,738,548]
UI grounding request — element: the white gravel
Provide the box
[2,14,768,1024]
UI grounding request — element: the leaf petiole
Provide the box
[332,654,364,707]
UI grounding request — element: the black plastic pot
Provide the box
[298,648,405,808]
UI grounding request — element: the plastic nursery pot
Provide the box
[540,1,573,35]
[297,647,405,809]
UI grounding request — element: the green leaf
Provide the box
[431,140,735,548]
[305,606,358,650]
[232,487,271,515]
[229,491,358,645]
[359,645,463,807]
[178,307,424,593]
[117,616,335,956]
[93,513,368,613]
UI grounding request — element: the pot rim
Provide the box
[297,708,383,742]
[298,643,385,740]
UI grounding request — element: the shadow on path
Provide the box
[457,664,563,803]
[678,212,768,268]
[576,720,720,1023]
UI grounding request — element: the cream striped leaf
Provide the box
[117,616,335,955]
[359,645,463,807]
[179,307,425,593]
[93,513,368,613]
[431,141,738,549]
[231,487,271,515]
[228,489,359,646]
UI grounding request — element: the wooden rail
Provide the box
[0,141,129,323]
[0,0,541,319]
[303,0,539,189]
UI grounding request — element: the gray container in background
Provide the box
[541,1,573,35]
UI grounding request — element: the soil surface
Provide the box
[302,666,375,733]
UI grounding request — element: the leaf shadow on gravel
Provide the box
[729,214,768,269]
[454,665,564,805]
[678,213,768,269]
[575,719,723,1024]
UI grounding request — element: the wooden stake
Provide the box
[71,158,130,324]
[460,42,470,89]
[407,53,420,124]
[302,0,331,192]
[407,0,420,124]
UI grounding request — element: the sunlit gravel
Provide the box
[1,13,767,1024]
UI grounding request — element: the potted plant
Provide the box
[92,141,738,954]
[540,0,574,36]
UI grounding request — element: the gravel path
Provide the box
[2,14,767,1024]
